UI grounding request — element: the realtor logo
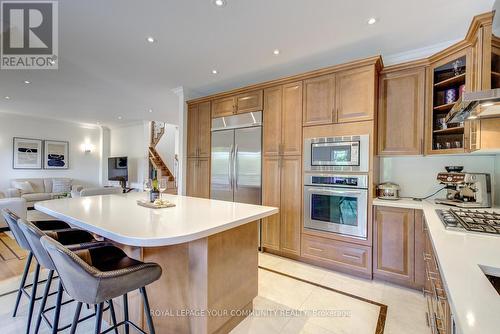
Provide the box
[1,1,58,69]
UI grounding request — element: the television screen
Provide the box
[108,157,128,181]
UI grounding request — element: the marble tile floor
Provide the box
[0,252,429,334]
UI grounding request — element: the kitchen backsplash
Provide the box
[380,155,499,204]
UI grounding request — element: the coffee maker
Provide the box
[435,166,492,208]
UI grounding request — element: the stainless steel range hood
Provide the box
[446,88,500,123]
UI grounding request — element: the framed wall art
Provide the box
[12,137,43,169]
[44,140,69,169]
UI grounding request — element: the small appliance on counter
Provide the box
[435,166,492,208]
[376,182,400,200]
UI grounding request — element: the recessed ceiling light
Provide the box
[212,69,218,74]
[24,80,31,84]
[118,116,123,120]
[148,108,153,113]
[213,0,226,7]
[4,96,10,100]
[367,17,377,25]
[273,49,280,55]
[146,36,156,43]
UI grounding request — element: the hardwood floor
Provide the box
[0,232,30,282]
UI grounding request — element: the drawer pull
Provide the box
[308,246,323,253]
[425,312,430,327]
[342,253,361,260]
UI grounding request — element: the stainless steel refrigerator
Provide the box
[210,111,262,205]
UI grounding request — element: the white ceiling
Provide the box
[0,0,494,127]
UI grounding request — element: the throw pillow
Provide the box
[52,179,71,193]
[12,181,34,194]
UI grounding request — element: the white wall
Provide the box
[155,123,178,173]
[380,155,497,201]
[108,122,148,189]
[0,113,101,190]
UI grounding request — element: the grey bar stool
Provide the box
[0,209,70,328]
[41,236,162,334]
[18,218,107,334]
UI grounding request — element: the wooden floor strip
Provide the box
[258,265,387,334]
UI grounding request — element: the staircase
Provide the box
[149,121,177,194]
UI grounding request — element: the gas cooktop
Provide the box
[436,208,500,235]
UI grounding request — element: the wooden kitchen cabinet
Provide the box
[212,96,236,117]
[378,66,425,155]
[373,206,425,289]
[336,65,377,123]
[280,156,302,255]
[263,82,303,156]
[236,90,263,113]
[261,155,302,256]
[374,206,415,285]
[187,101,211,157]
[186,157,210,198]
[261,156,281,251]
[303,74,335,126]
[211,90,263,117]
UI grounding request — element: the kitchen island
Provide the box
[35,192,278,334]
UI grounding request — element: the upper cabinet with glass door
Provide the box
[425,49,471,155]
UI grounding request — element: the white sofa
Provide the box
[0,192,27,228]
[71,187,123,197]
[6,178,81,208]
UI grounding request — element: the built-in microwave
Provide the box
[304,135,369,172]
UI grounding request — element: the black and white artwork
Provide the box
[44,140,69,169]
[13,137,42,169]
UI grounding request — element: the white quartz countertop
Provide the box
[372,197,424,210]
[35,192,278,247]
[374,198,500,334]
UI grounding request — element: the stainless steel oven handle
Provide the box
[304,186,367,196]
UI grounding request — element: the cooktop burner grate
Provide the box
[436,208,500,235]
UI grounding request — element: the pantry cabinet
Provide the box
[263,82,303,156]
[186,158,210,198]
[373,206,425,289]
[378,66,425,155]
[187,101,211,158]
[262,82,302,256]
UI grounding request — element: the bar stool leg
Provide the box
[123,293,129,334]
[94,302,103,334]
[69,302,82,334]
[51,281,64,334]
[34,269,54,334]
[25,263,40,334]
[139,287,155,334]
[107,299,119,334]
[13,252,33,317]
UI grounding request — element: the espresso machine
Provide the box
[435,166,492,208]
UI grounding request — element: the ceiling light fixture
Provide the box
[4,96,10,100]
[24,80,31,84]
[213,0,226,7]
[212,69,218,74]
[146,36,156,43]
[367,17,377,25]
[273,49,280,55]
[118,116,123,120]
[148,108,153,113]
